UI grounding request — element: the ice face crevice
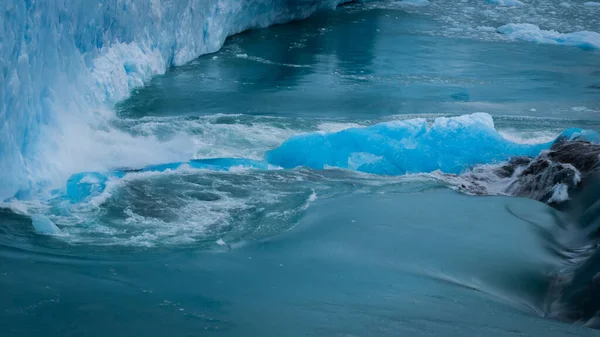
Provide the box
[0,0,347,201]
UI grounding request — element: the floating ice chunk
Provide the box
[216,239,226,246]
[488,0,524,7]
[498,23,600,50]
[31,215,61,235]
[584,2,600,7]
[266,113,552,175]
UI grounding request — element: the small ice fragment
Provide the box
[216,239,226,246]
[236,53,248,58]
[530,108,537,112]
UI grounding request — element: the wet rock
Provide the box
[493,156,532,178]
[518,139,600,328]
[548,137,600,173]
[494,138,600,204]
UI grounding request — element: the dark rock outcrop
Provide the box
[455,137,600,327]
[496,137,600,328]
[481,137,600,204]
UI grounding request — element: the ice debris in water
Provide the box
[584,2,600,7]
[487,0,524,7]
[498,23,600,50]
[379,0,600,45]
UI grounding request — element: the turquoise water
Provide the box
[2,1,600,336]
[2,187,596,337]
[117,5,600,120]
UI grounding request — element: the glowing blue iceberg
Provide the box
[266,113,553,175]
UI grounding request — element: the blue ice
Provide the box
[266,113,553,175]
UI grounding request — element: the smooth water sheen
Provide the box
[3,187,597,337]
[2,1,600,336]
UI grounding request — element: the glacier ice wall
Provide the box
[0,0,346,201]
